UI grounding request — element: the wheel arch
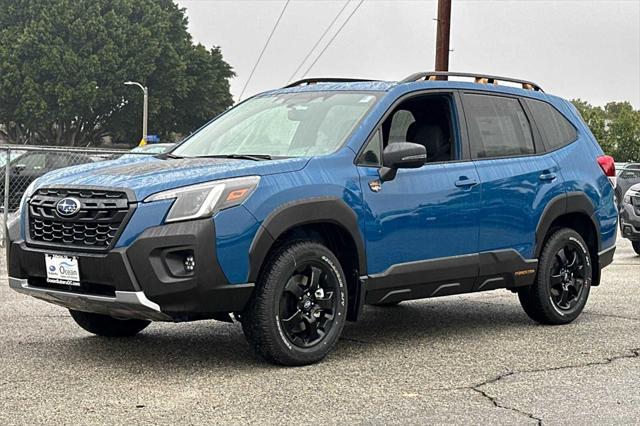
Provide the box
[535,192,602,285]
[249,197,367,272]
[247,198,367,318]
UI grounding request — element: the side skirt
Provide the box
[361,249,538,305]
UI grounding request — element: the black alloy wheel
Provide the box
[242,240,348,366]
[279,262,339,348]
[549,242,588,311]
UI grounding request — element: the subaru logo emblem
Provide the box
[56,197,81,217]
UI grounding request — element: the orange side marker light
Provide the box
[226,188,249,202]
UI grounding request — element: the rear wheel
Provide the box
[69,310,150,337]
[518,228,592,325]
[632,241,640,255]
[242,240,348,366]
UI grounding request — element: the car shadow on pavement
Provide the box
[342,296,533,343]
[30,296,536,370]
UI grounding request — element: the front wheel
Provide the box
[242,240,348,366]
[518,228,592,325]
[69,310,150,337]
[632,241,640,256]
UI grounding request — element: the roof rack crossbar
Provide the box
[284,77,379,88]
[400,71,544,92]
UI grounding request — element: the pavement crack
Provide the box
[472,383,543,425]
[467,348,640,425]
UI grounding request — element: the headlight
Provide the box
[19,180,38,212]
[624,189,637,204]
[144,176,260,223]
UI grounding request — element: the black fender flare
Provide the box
[247,197,367,282]
[535,191,601,258]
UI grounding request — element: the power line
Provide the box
[287,0,351,83]
[238,0,290,100]
[301,0,365,78]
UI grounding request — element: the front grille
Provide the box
[27,188,132,251]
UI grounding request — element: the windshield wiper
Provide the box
[226,154,272,161]
[162,153,182,159]
[195,154,273,161]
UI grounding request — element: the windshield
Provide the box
[173,91,381,158]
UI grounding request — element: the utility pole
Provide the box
[435,0,452,78]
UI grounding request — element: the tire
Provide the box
[242,240,348,366]
[632,241,640,256]
[518,228,592,325]
[69,310,150,337]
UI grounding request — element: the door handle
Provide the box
[539,172,557,181]
[454,178,478,188]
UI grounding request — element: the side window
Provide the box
[464,94,535,159]
[527,99,577,151]
[388,110,415,143]
[47,154,71,169]
[381,95,457,163]
[620,169,640,179]
[358,130,382,166]
[15,153,46,171]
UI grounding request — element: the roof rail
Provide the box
[400,71,544,92]
[284,77,379,88]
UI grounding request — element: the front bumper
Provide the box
[9,277,171,321]
[8,219,254,321]
[619,201,640,240]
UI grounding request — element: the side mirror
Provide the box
[379,142,427,181]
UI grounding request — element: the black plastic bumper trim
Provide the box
[598,245,616,270]
[9,218,255,321]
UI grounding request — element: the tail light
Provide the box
[597,155,616,187]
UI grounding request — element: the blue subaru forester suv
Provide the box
[8,72,617,365]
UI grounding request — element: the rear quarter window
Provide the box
[526,99,577,151]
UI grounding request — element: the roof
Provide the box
[269,71,545,96]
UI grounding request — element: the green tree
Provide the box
[607,102,640,162]
[0,0,234,146]
[572,99,640,161]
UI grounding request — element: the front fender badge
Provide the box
[369,180,382,192]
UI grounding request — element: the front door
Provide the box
[357,93,481,303]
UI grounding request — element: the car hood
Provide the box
[34,155,311,200]
[628,182,640,193]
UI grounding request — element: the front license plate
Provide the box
[45,254,80,286]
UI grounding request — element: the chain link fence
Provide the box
[0,145,156,250]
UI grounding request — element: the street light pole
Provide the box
[124,81,148,144]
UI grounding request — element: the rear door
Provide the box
[461,92,565,261]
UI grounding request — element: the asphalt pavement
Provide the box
[1,237,638,424]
